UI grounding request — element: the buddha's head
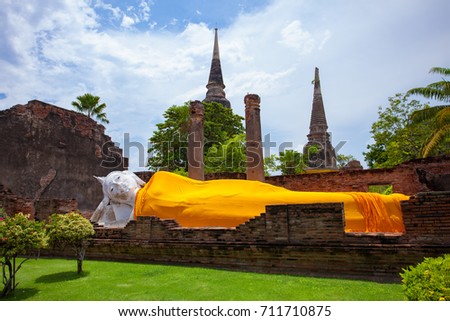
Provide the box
[95,171,145,205]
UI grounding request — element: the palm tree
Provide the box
[407,67,450,157]
[71,93,110,124]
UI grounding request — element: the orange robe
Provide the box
[134,171,409,232]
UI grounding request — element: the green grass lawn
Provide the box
[1,258,405,301]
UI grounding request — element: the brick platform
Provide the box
[44,191,450,282]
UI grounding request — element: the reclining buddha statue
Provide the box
[90,170,409,232]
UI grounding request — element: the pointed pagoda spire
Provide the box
[203,28,231,108]
[304,67,337,169]
[309,67,328,132]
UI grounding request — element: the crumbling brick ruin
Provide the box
[44,190,448,282]
[2,98,450,282]
[3,27,449,282]
[135,155,450,195]
[0,100,126,219]
[267,155,450,194]
[104,156,448,282]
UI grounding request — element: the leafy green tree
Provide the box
[407,67,450,157]
[172,168,189,177]
[148,102,244,172]
[263,150,306,175]
[203,103,245,145]
[264,151,356,175]
[46,212,95,274]
[368,185,393,195]
[72,93,110,124]
[264,154,278,176]
[364,93,433,168]
[336,154,356,168]
[148,104,190,171]
[205,134,246,173]
[1,213,47,297]
[278,150,306,175]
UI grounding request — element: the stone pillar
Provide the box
[188,100,205,180]
[245,94,264,182]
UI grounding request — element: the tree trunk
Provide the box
[1,257,13,297]
[76,247,86,274]
[11,256,16,291]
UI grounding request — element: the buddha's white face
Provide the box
[103,171,140,204]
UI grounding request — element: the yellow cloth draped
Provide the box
[134,171,409,232]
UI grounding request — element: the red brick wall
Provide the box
[72,191,450,282]
[0,100,127,211]
[402,191,450,244]
[0,185,34,218]
[0,184,78,220]
[135,155,450,195]
[40,155,450,282]
[266,156,450,195]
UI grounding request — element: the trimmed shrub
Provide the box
[0,213,47,297]
[46,212,95,274]
[401,254,450,301]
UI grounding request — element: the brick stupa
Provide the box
[303,67,337,169]
[203,28,231,108]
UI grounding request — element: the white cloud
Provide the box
[94,0,122,20]
[228,68,296,97]
[95,0,152,29]
[318,30,331,50]
[139,0,151,21]
[279,20,315,54]
[1,0,449,171]
[121,14,136,28]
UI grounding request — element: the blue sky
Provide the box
[93,0,272,31]
[1,0,449,171]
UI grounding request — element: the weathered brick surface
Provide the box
[10,101,449,281]
[0,184,78,219]
[47,192,447,282]
[266,156,450,195]
[401,191,450,244]
[0,100,127,211]
[34,198,78,221]
[136,155,450,195]
[0,184,34,217]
